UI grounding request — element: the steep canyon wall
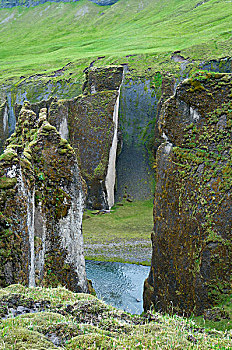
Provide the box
[0,66,124,209]
[0,103,88,291]
[144,73,232,315]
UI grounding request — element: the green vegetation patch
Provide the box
[83,199,153,265]
[0,0,231,83]
[194,295,232,333]
[0,175,17,189]
[0,285,231,349]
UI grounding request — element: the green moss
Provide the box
[0,327,56,350]
[40,124,57,133]
[0,176,17,189]
[188,78,206,92]
[0,284,231,349]
[67,334,119,350]
[0,150,17,163]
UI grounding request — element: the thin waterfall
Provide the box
[59,117,69,140]
[105,90,121,209]
[3,105,8,132]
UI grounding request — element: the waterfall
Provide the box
[59,116,69,140]
[3,105,8,132]
[105,90,121,209]
[19,167,36,287]
[6,92,16,136]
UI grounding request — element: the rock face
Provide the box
[144,73,232,316]
[0,103,88,292]
[116,78,159,202]
[48,66,124,209]
[1,66,124,210]
[0,101,8,154]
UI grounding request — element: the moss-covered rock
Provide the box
[11,66,124,209]
[83,66,124,94]
[0,103,88,293]
[144,73,232,316]
[0,284,231,350]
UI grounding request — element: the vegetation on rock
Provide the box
[144,73,232,316]
[0,102,88,292]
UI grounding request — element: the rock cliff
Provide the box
[39,66,123,209]
[0,66,124,209]
[0,102,88,292]
[0,101,8,154]
[144,73,232,316]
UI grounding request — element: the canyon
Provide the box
[0,0,231,348]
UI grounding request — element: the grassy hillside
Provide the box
[0,284,231,349]
[0,0,231,82]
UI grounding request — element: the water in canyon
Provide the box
[85,260,150,314]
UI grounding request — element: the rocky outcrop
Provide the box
[144,73,232,316]
[0,102,88,292]
[48,66,124,209]
[1,66,124,210]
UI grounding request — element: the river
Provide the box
[85,260,150,315]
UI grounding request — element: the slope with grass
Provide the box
[0,284,231,349]
[0,0,231,83]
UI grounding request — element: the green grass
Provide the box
[83,199,153,265]
[0,0,231,83]
[194,295,232,333]
[0,284,231,349]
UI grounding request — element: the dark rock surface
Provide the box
[116,78,159,202]
[0,293,51,319]
[0,101,8,154]
[144,73,232,316]
[0,103,88,292]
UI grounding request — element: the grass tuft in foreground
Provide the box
[0,284,231,349]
